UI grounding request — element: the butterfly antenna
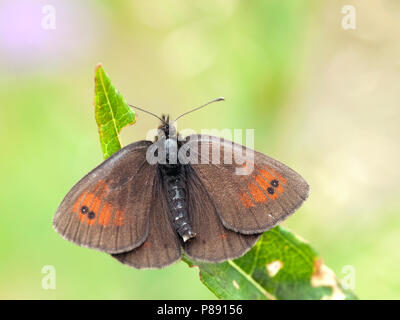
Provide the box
[173,97,225,122]
[128,104,165,123]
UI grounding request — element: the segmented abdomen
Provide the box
[163,166,195,242]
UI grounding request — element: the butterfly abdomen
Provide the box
[161,165,196,242]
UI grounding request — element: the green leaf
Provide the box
[183,226,357,300]
[92,65,357,300]
[94,64,136,159]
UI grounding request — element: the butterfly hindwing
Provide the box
[184,134,309,234]
[183,165,261,262]
[112,168,182,269]
[53,140,156,254]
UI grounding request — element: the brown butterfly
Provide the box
[53,98,309,269]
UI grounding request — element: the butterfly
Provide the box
[53,98,309,269]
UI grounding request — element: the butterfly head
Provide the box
[158,114,177,139]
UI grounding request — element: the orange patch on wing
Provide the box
[113,209,125,227]
[87,197,102,226]
[79,193,95,222]
[73,191,87,213]
[259,168,274,182]
[265,166,287,185]
[87,182,108,225]
[89,181,111,225]
[239,193,255,208]
[260,166,287,197]
[98,203,113,226]
[276,184,284,194]
[76,181,110,225]
[91,197,102,212]
[255,175,269,191]
[276,173,287,185]
[249,183,267,203]
[98,180,109,194]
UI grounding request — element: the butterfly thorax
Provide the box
[158,116,196,242]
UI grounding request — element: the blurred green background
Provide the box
[0,0,399,299]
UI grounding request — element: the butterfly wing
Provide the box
[182,165,261,262]
[183,134,309,234]
[112,167,182,269]
[53,140,156,254]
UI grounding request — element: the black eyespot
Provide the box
[186,149,190,157]
[81,206,89,214]
[88,211,96,219]
[267,187,275,195]
[271,179,279,187]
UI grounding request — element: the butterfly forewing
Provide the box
[184,134,309,234]
[112,169,182,269]
[183,165,261,262]
[53,141,156,254]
